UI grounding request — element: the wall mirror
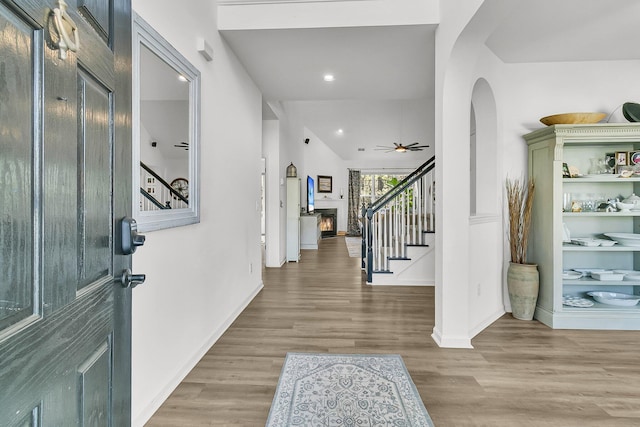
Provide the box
[133,12,200,232]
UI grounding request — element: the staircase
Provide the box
[362,156,435,285]
[139,162,189,210]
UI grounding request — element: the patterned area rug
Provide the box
[345,237,361,258]
[266,353,434,427]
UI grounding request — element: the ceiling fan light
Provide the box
[395,146,407,153]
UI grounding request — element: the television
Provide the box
[307,175,315,213]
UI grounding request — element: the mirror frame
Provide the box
[132,12,201,232]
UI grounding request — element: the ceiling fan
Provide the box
[375,142,429,153]
[174,141,189,150]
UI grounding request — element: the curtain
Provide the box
[347,169,361,236]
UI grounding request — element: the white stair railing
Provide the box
[139,162,189,211]
[363,157,435,282]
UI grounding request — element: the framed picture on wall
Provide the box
[317,175,332,193]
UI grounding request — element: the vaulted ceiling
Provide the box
[219,0,640,161]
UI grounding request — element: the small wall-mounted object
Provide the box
[151,141,157,147]
[286,162,297,177]
[52,0,80,60]
[197,37,213,61]
[304,138,309,144]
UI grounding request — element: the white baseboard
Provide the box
[132,281,264,427]
[469,308,505,339]
[431,326,474,349]
[367,281,434,286]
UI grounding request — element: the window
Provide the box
[359,172,408,208]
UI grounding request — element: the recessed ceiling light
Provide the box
[336,128,344,135]
[178,75,188,82]
[323,74,335,82]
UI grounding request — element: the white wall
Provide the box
[467,47,506,336]
[130,0,264,425]
[219,0,439,31]
[498,58,640,309]
[263,119,285,266]
[502,59,640,176]
[140,100,189,182]
[433,0,500,349]
[435,0,640,348]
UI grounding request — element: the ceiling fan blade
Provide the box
[404,142,420,147]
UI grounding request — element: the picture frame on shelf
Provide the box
[615,151,628,166]
[317,175,332,193]
[562,163,570,178]
[629,151,640,165]
[605,152,616,169]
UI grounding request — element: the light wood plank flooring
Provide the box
[146,236,640,426]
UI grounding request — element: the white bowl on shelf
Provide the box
[562,270,583,279]
[616,202,635,211]
[587,291,640,306]
[604,233,640,247]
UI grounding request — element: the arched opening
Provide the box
[470,78,498,215]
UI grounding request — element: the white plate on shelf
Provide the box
[571,238,600,247]
[562,271,583,279]
[581,174,621,179]
[590,271,624,281]
[572,268,608,275]
[562,295,594,308]
[613,270,640,281]
[587,291,640,306]
[604,233,640,247]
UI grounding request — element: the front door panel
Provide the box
[0,0,132,425]
[0,0,35,333]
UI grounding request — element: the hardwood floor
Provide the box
[146,237,640,426]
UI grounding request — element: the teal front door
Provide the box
[0,0,132,425]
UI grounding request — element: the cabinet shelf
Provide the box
[563,177,640,183]
[562,244,640,252]
[563,212,640,217]
[526,123,640,330]
[563,278,640,286]
[562,303,640,312]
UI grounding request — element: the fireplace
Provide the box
[315,208,337,238]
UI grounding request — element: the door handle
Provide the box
[119,269,146,288]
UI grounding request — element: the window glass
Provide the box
[359,173,408,208]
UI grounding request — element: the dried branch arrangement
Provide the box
[506,177,535,264]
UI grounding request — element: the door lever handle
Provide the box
[119,269,146,288]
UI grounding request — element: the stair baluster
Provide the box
[362,156,435,283]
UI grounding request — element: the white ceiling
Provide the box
[221,25,436,101]
[220,0,640,161]
[486,0,640,63]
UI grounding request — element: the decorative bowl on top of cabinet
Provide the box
[525,123,640,330]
